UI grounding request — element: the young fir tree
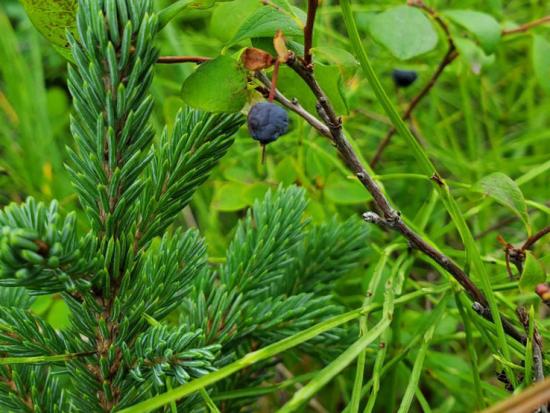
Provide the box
[0,0,368,411]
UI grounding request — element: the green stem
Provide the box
[349,246,396,413]
[455,292,485,409]
[0,351,94,365]
[200,388,221,413]
[276,287,395,413]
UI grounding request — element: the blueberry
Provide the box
[392,69,418,88]
[247,102,289,144]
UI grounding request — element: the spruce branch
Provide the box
[135,109,243,249]
[0,365,69,413]
[0,307,67,358]
[0,198,100,295]
[127,326,219,387]
[122,228,209,331]
[285,217,369,294]
[219,187,307,295]
[65,0,162,409]
[66,0,159,239]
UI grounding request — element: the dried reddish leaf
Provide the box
[241,48,275,71]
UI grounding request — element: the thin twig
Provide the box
[267,54,526,344]
[370,48,458,167]
[502,16,550,36]
[523,226,550,251]
[157,55,210,64]
[303,0,319,67]
[370,1,457,167]
[475,215,517,240]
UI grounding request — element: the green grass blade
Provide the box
[276,288,395,413]
[396,324,435,413]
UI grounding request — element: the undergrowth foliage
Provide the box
[0,0,368,411]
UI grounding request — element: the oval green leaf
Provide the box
[229,6,303,46]
[209,0,260,42]
[212,182,249,211]
[454,37,495,74]
[181,55,248,113]
[443,10,501,54]
[476,172,529,231]
[533,35,550,93]
[324,175,371,205]
[368,6,438,60]
[519,252,546,293]
[311,46,359,68]
[20,0,78,59]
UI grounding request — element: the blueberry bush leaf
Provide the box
[212,182,249,211]
[368,6,438,60]
[229,5,304,46]
[19,0,78,60]
[311,46,359,68]
[532,35,550,93]
[476,172,530,231]
[324,175,371,205]
[519,252,546,293]
[181,55,248,112]
[443,10,501,54]
[209,0,260,42]
[454,37,495,74]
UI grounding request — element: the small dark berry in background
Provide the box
[392,69,418,88]
[247,102,289,145]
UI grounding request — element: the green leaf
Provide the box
[275,157,298,185]
[476,172,529,230]
[212,182,249,211]
[209,0,260,42]
[324,175,371,205]
[181,55,247,113]
[20,0,78,60]
[532,35,550,93]
[444,10,501,54]
[244,182,271,205]
[519,252,546,293]
[159,0,226,28]
[454,37,495,74]
[230,6,303,45]
[46,299,70,330]
[311,46,359,68]
[368,6,438,60]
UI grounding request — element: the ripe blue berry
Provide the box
[247,102,289,144]
[392,69,418,88]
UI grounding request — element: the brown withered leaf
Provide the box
[241,48,275,71]
[274,30,290,63]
